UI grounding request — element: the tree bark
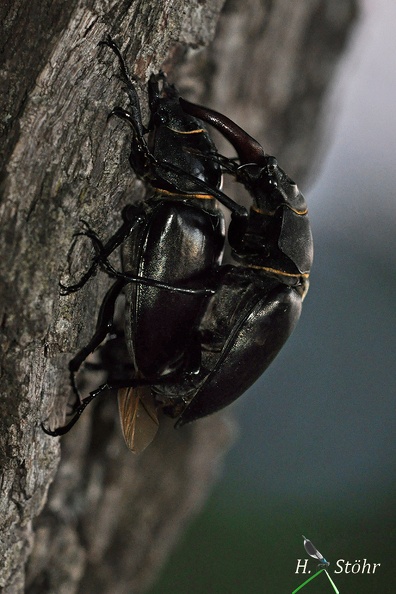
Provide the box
[0,1,358,592]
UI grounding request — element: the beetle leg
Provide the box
[64,217,215,297]
[100,37,154,176]
[42,374,171,437]
[42,387,104,436]
[151,157,249,221]
[99,35,145,138]
[181,146,240,175]
[42,276,127,433]
[68,277,126,402]
[108,106,152,178]
[60,205,146,295]
[42,378,139,437]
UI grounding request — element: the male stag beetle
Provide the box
[168,99,313,423]
[43,36,313,452]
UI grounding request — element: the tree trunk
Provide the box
[0,1,358,592]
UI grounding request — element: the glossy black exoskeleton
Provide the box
[43,37,231,450]
[43,38,313,452]
[169,98,313,424]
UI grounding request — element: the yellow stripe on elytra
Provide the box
[155,187,214,199]
[251,205,308,216]
[167,127,206,134]
[247,263,310,278]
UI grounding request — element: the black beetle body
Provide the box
[43,39,313,451]
[98,44,231,437]
[114,68,227,376]
[166,99,313,424]
[43,38,228,450]
[122,199,223,378]
[97,42,225,388]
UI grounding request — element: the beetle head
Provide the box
[236,158,307,215]
[149,73,201,132]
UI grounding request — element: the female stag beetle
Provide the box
[43,37,313,452]
[43,36,233,451]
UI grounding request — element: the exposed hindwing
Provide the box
[118,386,159,453]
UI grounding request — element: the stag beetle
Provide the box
[167,99,313,423]
[43,37,313,452]
[43,36,233,450]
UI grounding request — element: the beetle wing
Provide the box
[118,386,159,453]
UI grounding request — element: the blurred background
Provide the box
[149,0,395,591]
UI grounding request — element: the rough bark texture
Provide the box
[0,0,358,592]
